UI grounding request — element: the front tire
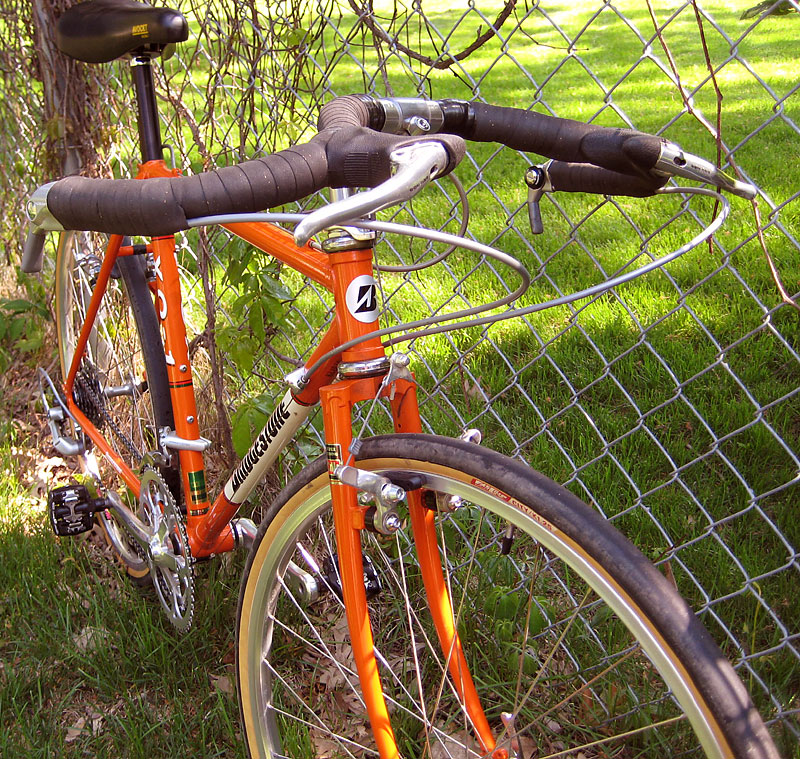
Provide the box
[236,434,777,759]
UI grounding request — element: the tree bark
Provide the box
[31,0,108,177]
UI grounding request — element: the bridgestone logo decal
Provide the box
[345,275,380,323]
[231,402,292,494]
[470,478,555,533]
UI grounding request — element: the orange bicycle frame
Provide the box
[61,158,500,759]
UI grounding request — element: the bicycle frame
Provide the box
[60,157,502,759]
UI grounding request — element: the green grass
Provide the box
[0,381,245,757]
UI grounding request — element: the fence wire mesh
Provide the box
[2,0,798,749]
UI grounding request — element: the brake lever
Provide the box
[293,141,450,247]
[22,182,63,273]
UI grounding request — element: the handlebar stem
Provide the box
[293,141,450,247]
[375,97,446,135]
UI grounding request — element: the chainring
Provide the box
[139,468,194,633]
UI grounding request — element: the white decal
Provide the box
[345,275,380,323]
[157,290,168,320]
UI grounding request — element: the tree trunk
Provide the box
[31,0,108,177]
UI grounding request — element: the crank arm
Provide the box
[104,490,151,555]
[105,491,185,570]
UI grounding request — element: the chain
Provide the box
[75,365,144,465]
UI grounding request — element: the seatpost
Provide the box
[130,56,163,163]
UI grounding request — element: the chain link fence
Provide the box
[2,0,798,750]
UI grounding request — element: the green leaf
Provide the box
[1,298,48,319]
[17,335,43,353]
[251,393,277,416]
[229,337,255,375]
[492,618,512,643]
[249,301,266,341]
[526,604,549,637]
[9,319,25,342]
[231,401,271,458]
[483,587,521,621]
[231,293,253,317]
[506,647,538,677]
[257,274,294,302]
[231,410,254,458]
[285,28,305,47]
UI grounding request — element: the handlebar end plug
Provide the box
[23,181,64,274]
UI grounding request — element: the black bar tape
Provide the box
[47,137,331,235]
[45,126,466,235]
[548,162,668,197]
[455,102,663,178]
[318,94,381,130]
[326,130,466,188]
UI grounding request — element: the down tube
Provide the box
[222,390,313,506]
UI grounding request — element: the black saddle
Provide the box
[57,0,188,64]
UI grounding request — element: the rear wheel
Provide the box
[237,434,778,759]
[54,231,178,581]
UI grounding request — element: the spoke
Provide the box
[535,714,687,759]
[368,535,456,705]
[274,573,366,707]
[516,586,595,711]
[270,615,357,684]
[262,660,371,759]
[512,647,641,741]
[433,507,489,741]
[392,528,434,757]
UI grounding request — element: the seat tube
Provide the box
[131,55,163,163]
[149,235,214,530]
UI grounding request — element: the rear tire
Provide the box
[237,434,778,759]
[54,231,178,582]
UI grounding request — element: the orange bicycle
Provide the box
[24,1,779,757]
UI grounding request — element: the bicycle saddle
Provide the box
[57,0,188,64]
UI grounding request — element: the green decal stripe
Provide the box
[187,470,208,504]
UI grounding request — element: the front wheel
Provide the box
[236,434,778,759]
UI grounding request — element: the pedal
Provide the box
[48,484,105,537]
